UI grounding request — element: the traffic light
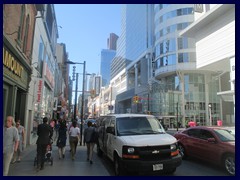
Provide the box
[133,96,139,103]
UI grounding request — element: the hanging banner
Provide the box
[35,78,44,104]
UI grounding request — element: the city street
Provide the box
[8,132,230,176]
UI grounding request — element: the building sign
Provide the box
[36,78,44,104]
[194,4,203,13]
[3,47,24,77]
[3,46,29,90]
[43,62,54,89]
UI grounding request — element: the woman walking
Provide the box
[12,119,25,163]
[57,121,67,159]
[69,120,80,160]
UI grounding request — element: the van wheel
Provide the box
[114,156,124,176]
[223,154,235,175]
[97,144,103,157]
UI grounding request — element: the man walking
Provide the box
[84,121,98,164]
[3,116,19,176]
[36,117,53,171]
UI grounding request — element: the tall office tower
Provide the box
[107,33,119,50]
[152,4,220,126]
[111,4,150,79]
[100,49,116,86]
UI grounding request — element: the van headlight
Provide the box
[170,143,179,157]
[127,147,135,154]
[122,146,139,159]
[170,144,177,151]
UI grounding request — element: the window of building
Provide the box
[23,14,29,53]
[17,5,25,46]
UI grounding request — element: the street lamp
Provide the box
[65,60,86,145]
[208,103,212,126]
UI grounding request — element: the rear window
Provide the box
[116,116,165,136]
[214,129,235,142]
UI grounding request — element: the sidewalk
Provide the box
[8,140,110,176]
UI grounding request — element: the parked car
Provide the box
[174,126,235,175]
[97,114,182,175]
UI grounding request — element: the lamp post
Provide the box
[208,103,212,126]
[80,61,86,145]
[65,60,86,145]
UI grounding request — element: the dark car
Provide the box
[174,126,235,175]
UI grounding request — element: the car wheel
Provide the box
[223,154,235,175]
[114,156,124,176]
[178,143,187,159]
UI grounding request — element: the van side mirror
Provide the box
[106,126,115,135]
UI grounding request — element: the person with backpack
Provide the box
[84,121,98,164]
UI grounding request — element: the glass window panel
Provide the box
[160,57,164,67]
[178,53,183,63]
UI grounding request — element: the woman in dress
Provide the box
[57,120,67,159]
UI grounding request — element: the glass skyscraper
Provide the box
[100,49,116,86]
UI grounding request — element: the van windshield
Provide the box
[116,116,165,136]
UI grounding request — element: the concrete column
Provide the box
[177,71,186,127]
[205,74,210,126]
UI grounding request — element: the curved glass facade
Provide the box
[151,4,220,127]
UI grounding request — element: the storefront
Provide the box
[3,37,32,125]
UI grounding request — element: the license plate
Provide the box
[153,164,163,171]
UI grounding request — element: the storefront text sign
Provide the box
[36,78,43,104]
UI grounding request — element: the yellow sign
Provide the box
[3,47,23,78]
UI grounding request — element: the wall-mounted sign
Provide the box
[3,47,24,77]
[35,78,44,104]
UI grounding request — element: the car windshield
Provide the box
[214,129,235,142]
[116,116,165,136]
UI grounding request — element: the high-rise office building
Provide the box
[100,49,116,86]
[111,4,149,80]
[107,33,119,50]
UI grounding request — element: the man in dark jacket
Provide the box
[36,117,53,171]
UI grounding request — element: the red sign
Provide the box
[36,78,43,104]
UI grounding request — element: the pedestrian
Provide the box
[12,119,25,163]
[54,119,60,141]
[67,120,73,152]
[36,117,53,171]
[3,116,19,176]
[57,121,67,159]
[69,120,80,160]
[84,121,98,164]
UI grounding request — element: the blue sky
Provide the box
[55,4,121,77]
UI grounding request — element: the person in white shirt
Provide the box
[3,116,19,176]
[69,120,80,160]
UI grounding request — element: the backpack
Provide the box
[90,128,98,143]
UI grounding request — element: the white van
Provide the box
[96,114,182,175]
